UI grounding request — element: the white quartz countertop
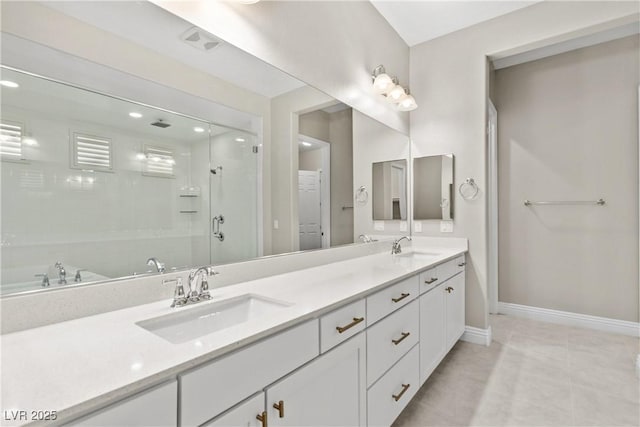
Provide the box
[0,245,466,426]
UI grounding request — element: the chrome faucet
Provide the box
[54,261,67,285]
[188,266,217,302]
[391,236,411,254]
[359,234,374,243]
[74,269,86,283]
[147,257,165,274]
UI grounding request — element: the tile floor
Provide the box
[392,314,640,427]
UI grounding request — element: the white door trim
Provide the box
[487,99,498,314]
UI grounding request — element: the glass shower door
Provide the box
[209,129,259,265]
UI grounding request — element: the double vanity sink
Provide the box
[0,242,467,426]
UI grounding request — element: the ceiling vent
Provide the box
[180,27,222,52]
[151,120,171,129]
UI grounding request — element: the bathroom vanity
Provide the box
[0,241,467,427]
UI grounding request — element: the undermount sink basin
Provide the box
[395,250,440,259]
[137,294,293,344]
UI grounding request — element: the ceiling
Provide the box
[371,1,541,47]
[42,1,306,98]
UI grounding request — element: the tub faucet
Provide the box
[147,257,165,274]
[55,262,67,285]
[391,236,411,255]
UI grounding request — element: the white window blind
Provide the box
[72,132,113,171]
[0,121,24,160]
[143,145,175,178]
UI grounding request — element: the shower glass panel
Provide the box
[209,130,259,265]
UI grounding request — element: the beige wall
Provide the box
[299,149,323,171]
[299,111,330,142]
[410,1,639,329]
[496,36,639,322]
[152,0,410,135]
[330,109,354,246]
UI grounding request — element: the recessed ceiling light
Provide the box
[235,137,246,142]
[193,127,205,133]
[0,80,19,88]
[129,112,143,118]
[301,141,312,147]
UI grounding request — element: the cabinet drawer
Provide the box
[204,392,264,427]
[367,275,419,326]
[180,320,319,427]
[367,344,419,427]
[65,380,177,427]
[367,300,419,387]
[418,267,439,294]
[320,299,366,353]
[437,254,466,283]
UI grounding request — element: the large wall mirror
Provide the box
[413,154,454,220]
[0,1,409,296]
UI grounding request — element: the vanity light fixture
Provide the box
[371,65,418,110]
[0,80,19,88]
[397,89,418,112]
[193,127,205,133]
[371,65,394,94]
[129,112,143,119]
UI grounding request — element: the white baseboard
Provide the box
[461,325,492,346]
[498,302,640,337]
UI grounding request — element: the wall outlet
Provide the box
[414,221,422,232]
[273,219,279,230]
[374,221,384,231]
[400,221,407,232]
[440,220,453,233]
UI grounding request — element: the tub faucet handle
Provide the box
[35,273,50,287]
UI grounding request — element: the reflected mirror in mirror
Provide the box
[413,154,454,220]
[372,160,408,221]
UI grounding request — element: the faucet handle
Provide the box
[164,278,187,308]
[35,273,50,287]
[74,269,87,282]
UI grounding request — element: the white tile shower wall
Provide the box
[0,105,209,281]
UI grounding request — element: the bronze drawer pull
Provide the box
[392,383,411,402]
[392,332,410,345]
[445,286,454,293]
[273,400,284,418]
[424,277,438,284]
[391,292,410,303]
[458,262,466,267]
[336,317,364,333]
[256,411,267,427]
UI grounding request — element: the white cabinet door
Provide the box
[65,381,177,427]
[266,333,366,427]
[445,272,466,351]
[419,283,446,385]
[205,392,264,427]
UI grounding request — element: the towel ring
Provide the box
[459,178,479,200]
[355,186,368,205]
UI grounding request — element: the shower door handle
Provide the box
[212,215,225,241]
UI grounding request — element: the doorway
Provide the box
[298,134,330,250]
